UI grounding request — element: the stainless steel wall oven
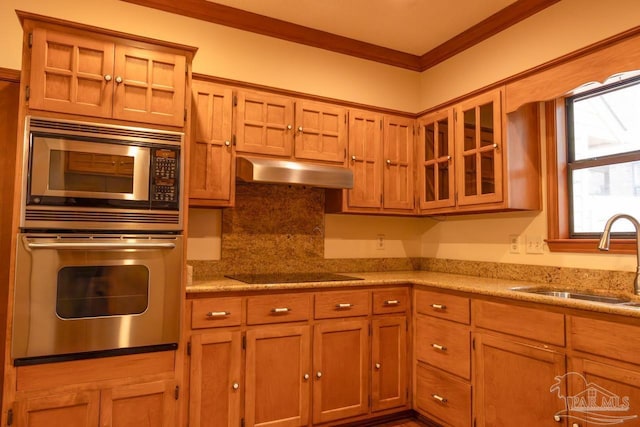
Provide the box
[13,116,185,365]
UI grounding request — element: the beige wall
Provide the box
[2,0,639,271]
[0,0,420,112]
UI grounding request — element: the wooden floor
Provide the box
[371,419,432,427]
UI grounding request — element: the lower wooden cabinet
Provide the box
[14,380,178,427]
[312,319,370,424]
[245,325,311,427]
[372,316,408,412]
[473,332,567,426]
[415,363,471,427]
[189,331,242,427]
[187,288,410,427]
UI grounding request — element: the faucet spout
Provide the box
[598,213,640,295]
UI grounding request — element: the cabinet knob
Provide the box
[298,126,303,132]
[351,155,357,161]
[493,143,498,149]
[447,155,451,161]
[224,140,231,147]
[375,363,381,369]
[386,159,391,165]
[115,76,123,84]
[287,124,292,130]
[232,382,239,390]
[316,371,322,379]
[104,74,112,82]
[303,373,310,380]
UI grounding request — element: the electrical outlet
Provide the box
[376,234,385,250]
[525,235,545,254]
[509,234,520,254]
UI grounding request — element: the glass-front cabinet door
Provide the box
[455,90,503,206]
[418,109,455,210]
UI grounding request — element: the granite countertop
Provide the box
[187,270,640,319]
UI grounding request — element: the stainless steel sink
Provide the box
[510,287,631,304]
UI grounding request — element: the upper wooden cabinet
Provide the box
[326,110,415,215]
[294,100,347,164]
[235,90,294,157]
[26,23,189,127]
[190,80,234,206]
[235,90,347,164]
[417,88,540,214]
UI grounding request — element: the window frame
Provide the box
[545,99,637,254]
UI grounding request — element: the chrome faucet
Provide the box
[598,213,640,295]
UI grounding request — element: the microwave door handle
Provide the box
[26,242,176,250]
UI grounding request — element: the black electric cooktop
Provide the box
[225,272,364,284]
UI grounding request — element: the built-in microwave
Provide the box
[20,116,184,231]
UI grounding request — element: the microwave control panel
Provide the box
[151,148,179,205]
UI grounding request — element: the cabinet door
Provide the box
[101,380,177,427]
[190,331,242,427]
[455,90,503,206]
[313,319,369,424]
[190,81,234,205]
[382,115,415,211]
[418,109,455,211]
[14,390,100,427]
[347,110,382,209]
[112,45,186,127]
[372,316,408,412]
[235,90,294,157]
[569,358,640,426]
[245,325,311,427]
[29,27,114,118]
[474,333,566,426]
[294,100,347,163]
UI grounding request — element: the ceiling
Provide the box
[122,0,560,71]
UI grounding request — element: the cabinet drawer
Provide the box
[415,289,470,324]
[473,300,565,346]
[315,290,370,319]
[569,316,640,365]
[372,288,409,314]
[415,315,470,379]
[191,297,242,329]
[416,363,471,427]
[247,294,311,325]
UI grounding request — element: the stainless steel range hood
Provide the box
[236,156,353,189]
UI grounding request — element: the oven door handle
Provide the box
[26,241,176,250]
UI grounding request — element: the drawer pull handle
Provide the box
[431,343,447,352]
[431,303,447,310]
[271,307,291,313]
[207,311,230,318]
[432,394,447,404]
[335,303,353,309]
[384,300,399,306]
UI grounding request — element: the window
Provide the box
[547,73,640,253]
[566,76,640,237]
